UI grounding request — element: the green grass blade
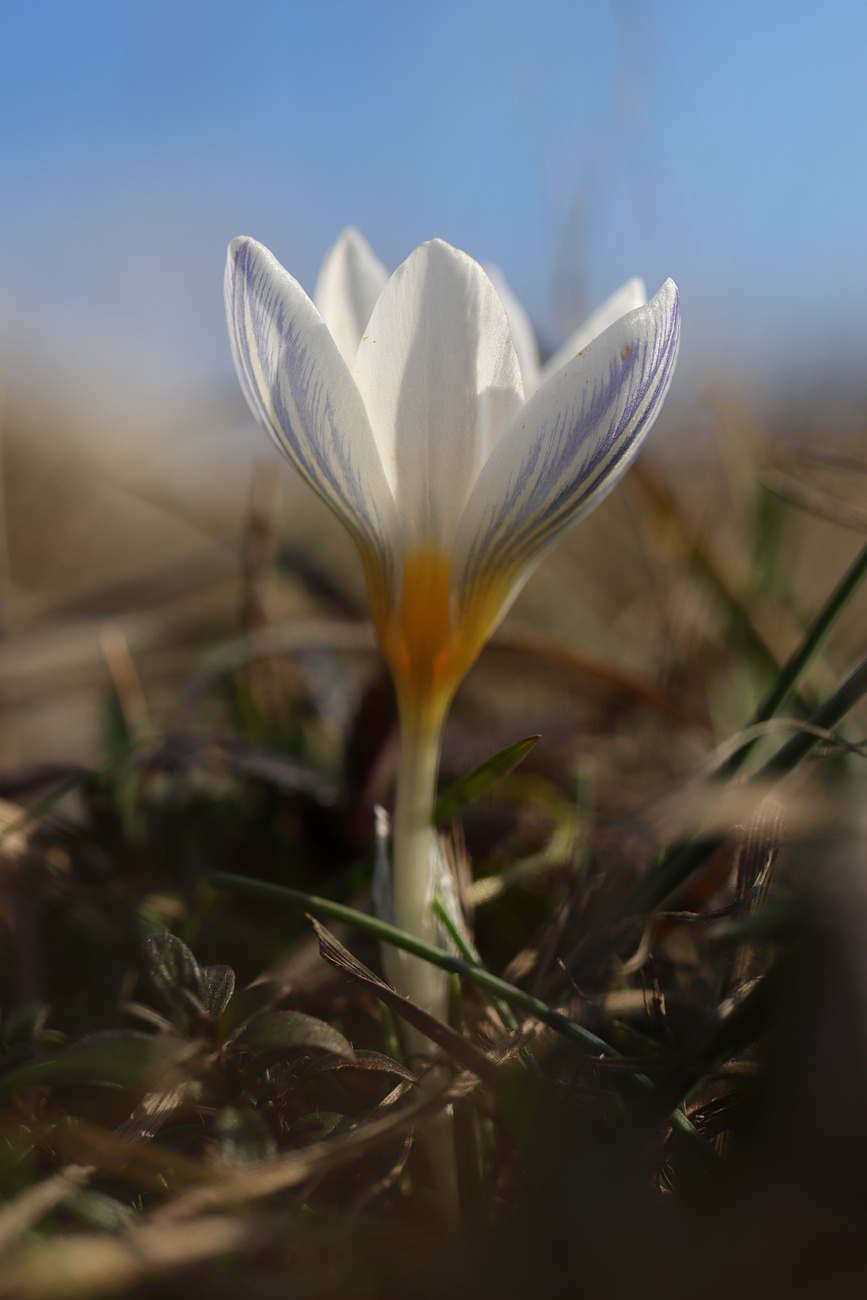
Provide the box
[434,735,540,824]
[756,653,867,778]
[722,538,867,775]
[433,896,523,1041]
[209,871,710,1156]
[628,652,867,915]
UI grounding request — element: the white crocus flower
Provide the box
[313,227,388,367]
[314,226,647,394]
[225,233,680,1027]
[485,263,648,394]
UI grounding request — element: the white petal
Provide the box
[540,277,647,387]
[314,227,389,366]
[352,239,524,548]
[454,279,680,618]
[225,237,398,568]
[485,264,541,392]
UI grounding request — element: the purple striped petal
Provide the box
[225,237,398,574]
[539,277,647,388]
[453,278,680,619]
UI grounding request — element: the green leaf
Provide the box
[230,1010,355,1060]
[292,1049,417,1085]
[142,932,205,1014]
[199,964,236,1018]
[434,734,540,824]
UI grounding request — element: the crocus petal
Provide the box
[353,239,524,548]
[314,227,389,366]
[485,264,542,392]
[453,278,680,621]
[540,277,647,386]
[225,237,398,576]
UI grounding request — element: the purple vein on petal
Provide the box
[455,282,680,612]
[226,237,397,583]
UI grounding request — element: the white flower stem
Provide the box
[389,694,460,1210]
[390,697,449,1050]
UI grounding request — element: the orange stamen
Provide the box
[371,548,483,709]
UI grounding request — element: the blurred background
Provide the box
[0,0,864,766]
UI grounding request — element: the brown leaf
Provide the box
[309,917,500,1087]
[292,1049,417,1086]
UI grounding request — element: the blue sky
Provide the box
[0,0,865,408]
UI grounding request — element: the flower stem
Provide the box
[389,697,449,1050]
[388,695,460,1206]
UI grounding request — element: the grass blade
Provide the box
[209,871,710,1156]
[722,538,867,775]
[434,735,540,824]
[629,652,867,915]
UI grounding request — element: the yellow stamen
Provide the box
[364,543,515,718]
[365,547,488,712]
[376,548,454,702]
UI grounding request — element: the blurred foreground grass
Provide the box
[0,388,866,1298]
